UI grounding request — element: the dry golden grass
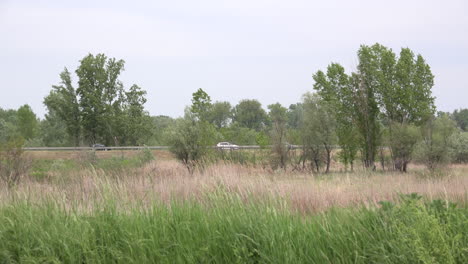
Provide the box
[1,158,467,214]
[27,149,174,160]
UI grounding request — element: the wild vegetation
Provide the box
[1,44,468,262]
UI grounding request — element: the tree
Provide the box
[16,105,38,141]
[301,93,337,173]
[452,109,468,131]
[415,115,457,171]
[39,110,69,147]
[76,54,126,145]
[190,88,212,122]
[207,101,232,128]
[313,43,435,171]
[44,54,150,146]
[313,63,358,170]
[232,99,268,131]
[168,116,217,174]
[149,115,175,145]
[44,68,82,146]
[268,103,289,169]
[122,85,153,145]
[373,45,435,171]
[0,108,18,144]
[287,103,304,130]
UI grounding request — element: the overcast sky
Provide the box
[1,0,467,118]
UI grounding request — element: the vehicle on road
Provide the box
[92,144,110,151]
[216,142,239,150]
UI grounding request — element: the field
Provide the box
[1,150,468,263]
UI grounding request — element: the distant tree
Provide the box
[301,93,337,173]
[219,123,258,145]
[452,109,468,131]
[16,105,38,141]
[449,131,468,163]
[75,54,127,145]
[313,63,358,170]
[415,114,457,171]
[207,101,232,128]
[39,110,69,147]
[374,45,435,171]
[122,85,153,145]
[169,103,218,173]
[0,108,18,143]
[268,103,289,169]
[287,103,304,129]
[150,115,175,145]
[313,43,435,171]
[44,68,81,146]
[44,54,150,146]
[232,99,268,131]
[190,88,212,122]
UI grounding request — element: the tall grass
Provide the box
[0,192,467,263]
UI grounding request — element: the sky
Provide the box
[1,0,467,118]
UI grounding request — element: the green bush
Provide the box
[450,132,468,163]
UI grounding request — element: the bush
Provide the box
[450,132,468,163]
[0,137,31,188]
[414,115,457,171]
[167,117,218,173]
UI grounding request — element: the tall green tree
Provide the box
[313,63,358,170]
[75,54,126,145]
[16,105,38,141]
[313,44,435,171]
[39,110,69,147]
[44,54,150,146]
[302,93,337,173]
[122,85,153,145]
[452,109,468,131]
[43,68,81,146]
[232,99,268,131]
[190,88,212,122]
[207,101,232,128]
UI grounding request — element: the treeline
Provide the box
[1,44,468,171]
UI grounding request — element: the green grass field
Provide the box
[1,152,468,263]
[1,192,468,263]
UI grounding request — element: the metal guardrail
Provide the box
[23,145,306,151]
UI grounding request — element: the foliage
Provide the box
[301,93,337,173]
[268,103,289,170]
[38,110,70,146]
[452,108,468,131]
[414,115,458,170]
[206,101,232,128]
[389,123,420,172]
[16,104,38,141]
[449,131,468,163]
[232,99,268,131]
[44,54,151,146]
[148,115,175,145]
[0,137,31,188]
[190,88,212,122]
[168,115,218,173]
[43,68,82,146]
[219,123,258,145]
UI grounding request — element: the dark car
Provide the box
[92,144,110,151]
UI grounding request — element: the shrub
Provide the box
[450,132,468,163]
[414,115,457,171]
[0,137,31,188]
